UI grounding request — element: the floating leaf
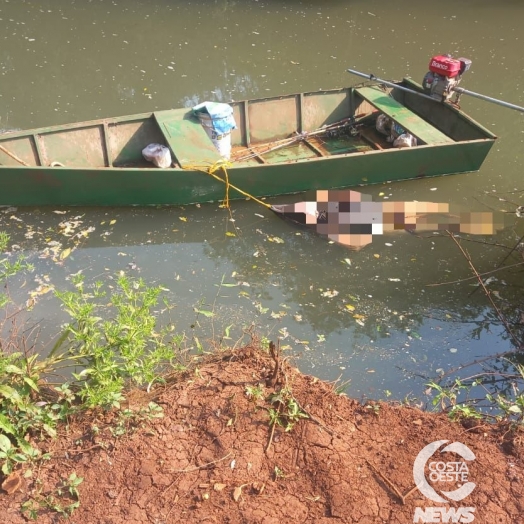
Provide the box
[226,231,236,237]
[267,236,284,243]
[179,217,187,222]
[30,284,54,297]
[345,304,355,311]
[195,308,214,318]
[77,226,95,238]
[255,303,269,314]
[109,219,117,225]
[60,247,72,260]
[373,254,380,259]
[25,298,36,310]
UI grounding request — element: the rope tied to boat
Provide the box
[0,144,30,166]
[184,159,272,210]
[208,159,232,209]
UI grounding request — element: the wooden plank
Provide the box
[303,139,326,157]
[356,87,454,144]
[154,109,222,167]
[249,148,268,164]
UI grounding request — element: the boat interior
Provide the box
[225,80,492,167]
[0,80,494,170]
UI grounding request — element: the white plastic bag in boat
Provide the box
[208,129,232,160]
[192,102,236,160]
[393,133,417,148]
[197,115,232,159]
[142,143,172,168]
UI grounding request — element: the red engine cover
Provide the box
[428,55,462,78]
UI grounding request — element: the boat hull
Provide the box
[0,140,492,207]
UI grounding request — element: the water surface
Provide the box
[1,0,523,404]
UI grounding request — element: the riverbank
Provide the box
[1,345,522,523]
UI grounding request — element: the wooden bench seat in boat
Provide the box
[356,87,454,145]
[154,109,222,167]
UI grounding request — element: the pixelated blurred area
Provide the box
[272,190,507,248]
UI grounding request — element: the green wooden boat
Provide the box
[0,78,496,207]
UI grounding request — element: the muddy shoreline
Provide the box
[1,346,522,523]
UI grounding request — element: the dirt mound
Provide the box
[1,346,523,523]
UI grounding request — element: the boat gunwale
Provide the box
[0,87,351,142]
[0,112,157,141]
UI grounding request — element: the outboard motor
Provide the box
[423,55,472,102]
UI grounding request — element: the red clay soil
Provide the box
[1,346,523,524]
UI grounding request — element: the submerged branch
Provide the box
[427,260,524,287]
[447,231,521,349]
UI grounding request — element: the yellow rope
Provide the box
[183,159,272,209]
[209,160,231,209]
